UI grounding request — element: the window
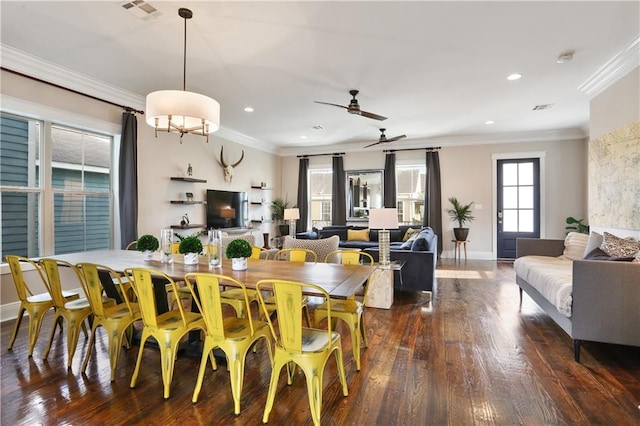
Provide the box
[396,164,425,225]
[309,168,332,228]
[1,113,113,258]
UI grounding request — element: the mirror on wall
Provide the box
[346,169,384,220]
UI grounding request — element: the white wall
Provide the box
[281,137,587,259]
[590,66,640,140]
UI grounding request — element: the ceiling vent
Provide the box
[121,1,160,19]
[308,125,325,131]
[533,104,554,111]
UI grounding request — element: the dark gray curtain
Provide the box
[119,112,138,249]
[384,152,396,208]
[424,150,443,255]
[331,156,346,225]
[296,158,309,232]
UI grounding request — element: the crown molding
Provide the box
[278,128,588,157]
[578,35,640,98]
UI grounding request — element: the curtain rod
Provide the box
[383,146,441,153]
[1,67,145,115]
[297,152,345,158]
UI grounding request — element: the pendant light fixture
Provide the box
[145,8,220,142]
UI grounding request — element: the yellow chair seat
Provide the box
[220,288,259,318]
[301,328,341,352]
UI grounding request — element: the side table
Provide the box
[452,240,469,261]
[365,261,405,309]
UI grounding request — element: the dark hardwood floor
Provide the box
[2,259,639,425]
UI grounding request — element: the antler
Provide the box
[220,146,228,168]
[231,150,244,168]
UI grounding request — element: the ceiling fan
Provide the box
[314,89,387,121]
[363,128,407,148]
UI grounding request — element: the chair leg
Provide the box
[303,363,324,426]
[360,312,368,348]
[303,305,312,328]
[8,306,26,352]
[192,339,215,403]
[160,339,181,399]
[81,323,99,375]
[43,313,61,360]
[262,358,285,424]
[334,347,349,397]
[350,318,361,371]
[226,346,247,415]
[130,332,148,389]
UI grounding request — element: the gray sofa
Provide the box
[299,225,437,293]
[515,237,640,362]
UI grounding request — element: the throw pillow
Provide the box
[634,252,640,263]
[600,232,640,257]
[402,227,420,242]
[400,231,420,250]
[561,232,589,261]
[583,247,634,262]
[347,228,370,242]
[582,231,603,257]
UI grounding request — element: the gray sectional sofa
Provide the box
[515,236,640,362]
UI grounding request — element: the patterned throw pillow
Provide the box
[347,229,370,242]
[600,232,640,257]
[634,252,640,263]
[282,235,340,263]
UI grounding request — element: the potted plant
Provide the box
[225,238,253,271]
[270,197,290,236]
[565,216,589,234]
[137,234,159,261]
[446,197,474,241]
[178,234,203,265]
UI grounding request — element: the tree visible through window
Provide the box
[396,165,425,225]
[309,168,332,228]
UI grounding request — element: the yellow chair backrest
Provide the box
[172,242,180,254]
[77,263,135,317]
[275,248,317,263]
[257,279,331,353]
[39,258,85,308]
[250,246,264,260]
[125,240,137,250]
[185,273,256,339]
[126,268,188,329]
[5,255,50,302]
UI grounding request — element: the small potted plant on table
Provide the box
[447,197,474,241]
[137,234,159,261]
[178,234,204,265]
[225,238,253,271]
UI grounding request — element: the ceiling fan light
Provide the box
[146,90,220,133]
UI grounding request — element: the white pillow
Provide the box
[561,232,589,261]
[582,231,603,257]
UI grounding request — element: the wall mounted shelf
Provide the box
[170,200,207,205]
[170,177,207,183]
[170,224,204,230]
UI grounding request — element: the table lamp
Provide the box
[284,208,300,238]
[220,207,236,227]
[369,208,399,267]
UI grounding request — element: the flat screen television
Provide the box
[206,189,248,230]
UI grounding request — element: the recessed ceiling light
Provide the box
[243,106,254,112]
[485,120,495,125]
[507,73,522,81]
[300,136,308,139]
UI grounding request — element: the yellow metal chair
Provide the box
[315,250,375,371]
[273,248,317,263]
[184,273,273,414]
[5,255,79,357]
[217,246,267,318]
[125,240,137,250]
[126,268,204,399]
[257,279,348,426]
[324,249,374,265]
[77,263,142,381]
[250,246,268,259]
[39,258,107,369]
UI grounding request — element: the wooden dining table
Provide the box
[48,249,375,299]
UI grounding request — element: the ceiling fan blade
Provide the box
[363,140,383,148]
[385,134,407,143]
[314,101,348,110]
[359,110,388,121]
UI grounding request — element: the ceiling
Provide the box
[1,1,639,155]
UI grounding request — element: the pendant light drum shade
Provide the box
[146,90,220,134]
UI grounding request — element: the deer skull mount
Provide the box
[219,146,244,183]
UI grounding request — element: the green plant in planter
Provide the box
[178,235,203,254]
[565,216,589,234]
[137,234,159,252]
[225,239,252,259]
[446,197,474,241]
[270,197,291,236]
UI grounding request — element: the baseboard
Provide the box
[0,301,22,323]
[441,250,496,260]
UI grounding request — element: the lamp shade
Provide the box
[146,90,220,134]
[284,208,300,221]
[369,208,399,229]
[220,207,236,219]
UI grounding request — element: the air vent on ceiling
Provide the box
[533,104,554,111]
[308,125,325,131]
[121,1,160,19]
